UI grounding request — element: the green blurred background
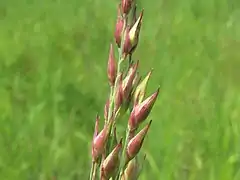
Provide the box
[0,0,240,179]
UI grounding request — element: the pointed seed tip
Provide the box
[143,154,147,159]
[148,69,153,76]
[135,60,140,66]
[140,9,144,16]
[149,120,153,125]
[151,88,159,98]
[96,113,100,119]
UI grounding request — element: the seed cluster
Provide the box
[90,0,160,179]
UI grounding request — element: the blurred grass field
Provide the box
[0,0,240,179]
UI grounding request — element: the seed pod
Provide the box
[114,4,124,47]
[104,98,110,121]
[102,139,123,179]
[92,117,111,162]
[123,10,144,56]
[133,69,153,105]
[122,0,133,15]
[114,74,124,114]
[126,121,151,161]
[128,88,159,131]
[91,114,100,162]
[107,43,117,86]
[121,157,139,180]
[122,60,139,101]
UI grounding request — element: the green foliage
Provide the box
[0,0,240,179]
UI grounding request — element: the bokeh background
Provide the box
[0,0,240,179]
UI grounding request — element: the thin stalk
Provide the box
[99,14,128,180]
[89,162,94,180]
[106,14,128,149]
[106,20,125,127]
[107,86,114,124]
[107,12,127,124]
[113,14,130,180]
[105,54,123,155]
[106,14,129,180]
[90,162,97,180]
